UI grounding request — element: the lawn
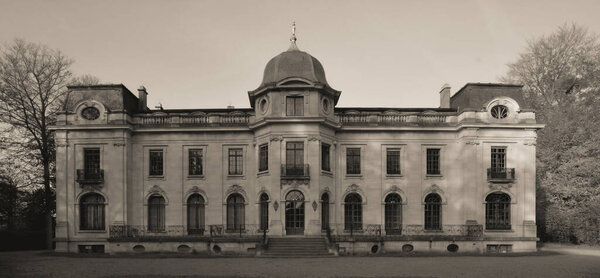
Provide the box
[1,250,599,277]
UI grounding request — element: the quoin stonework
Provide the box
[51,34,543,255]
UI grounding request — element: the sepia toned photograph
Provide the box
[0,0,599,277]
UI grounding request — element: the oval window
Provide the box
[447,244,459,252]
[490,105,508,119]
[81,107,100,120]
[322,98,330,114]
[259,98,268,114]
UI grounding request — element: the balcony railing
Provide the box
[76,169,104,185]
[487,168,515,182]
[109,224,263,239]
[327,223,483,238]
[135,113,250,127]
[336,112,451,127]
[281,164,310,178]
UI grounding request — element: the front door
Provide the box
[285,190,305,235]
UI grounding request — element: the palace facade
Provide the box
[52,39,543,255]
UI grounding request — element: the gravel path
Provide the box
[1,251,600,278]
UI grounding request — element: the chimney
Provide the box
[439,84,451,108]
[138,85,148,111]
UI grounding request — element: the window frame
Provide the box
[226,193,245,231]
[258,144,269,172]
[148,195,166,232]
[426,148,441,176]
[79,193,106,231]
[259,193,269,231]
[491,146,507,170]
[485,193,512,230]
[346,147,361,175]
[344,193,362,231]
[386,148,402,176]
[424,193,442,231]
[83,148,101,179]
[188,148,204,177]
[148,149,164,177]
[187,194,205,234]
[228,148,244,176]
[321,143,331,172]
[286,96,304,116]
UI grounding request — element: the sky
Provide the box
[1,0,599,109]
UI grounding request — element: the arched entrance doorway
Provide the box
[285,190,305,235]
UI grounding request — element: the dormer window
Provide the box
[286,96,304,116]
[491,105,508,119]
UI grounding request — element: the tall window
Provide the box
[426,148,441,175]
[344,193,362,231]
[321,193,329,230]
[80,193,105,230]
[286,96,304,116]
[386,148,401,175]
[486,193,511,230]
[228,148,243,175]
[346,148,361,175]
[259,193,269,231]
[189,149,203,176]
[491,147,506,170]
[187,194,205,234]
[321,143,331,171]
[226,193,245,231]
[259,144,268,172]
[384,194,402,234]
[83,148,100,179]
[424,193,442,230]
[149,149,163,176]
[285,142,304,175]
[148,195,166,232]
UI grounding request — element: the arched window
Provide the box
[187,194,205,235]
[344,193,362,231]
[227,193,245,231]
[80,193,105,230]
[486,193,511,230]
[148,195,166,232]
[424,193,442,230]
[259,193,269,231]
[321,193,330,231]
[385,193,402,235]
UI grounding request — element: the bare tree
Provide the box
[504,23,600,109]
[503,23,600,244]
[70,73,100,86]
[0,39,74,249]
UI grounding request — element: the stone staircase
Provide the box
[263,237,334,257]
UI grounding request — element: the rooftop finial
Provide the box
[288,21,299,51]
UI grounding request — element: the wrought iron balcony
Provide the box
[76,169,104,185]
[108,224,263,240]
[281,164,310,179]
[487,168,515,182]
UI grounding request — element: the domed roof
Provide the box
[260,47,328,87]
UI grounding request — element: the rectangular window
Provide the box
[321,143,331,171]
[491,147,506,170]
[286,96,304,116]
[228,148,243,175]
[149,149,163,176]
[426,148,440,175]
[259,144,268,172]
[83,148,100,179]
[346,148,361,175]
[285,142,304,176]
[188,149,203,176]
[386,148,401,175]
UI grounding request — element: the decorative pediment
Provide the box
[186,186,207,201]
[344,184,364,195]
[383,185,407,204]
[145,185,168,204]
[225,184,247,200]
[488,183,513,191]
